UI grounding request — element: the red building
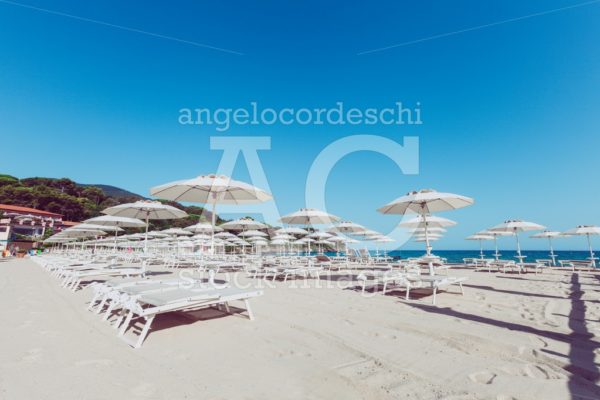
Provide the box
[0,204,77,251]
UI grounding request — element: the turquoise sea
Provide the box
[320,250,596,264]
[387,250,595,264]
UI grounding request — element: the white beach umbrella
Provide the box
[330,221,366,234]
[239,230,269,238]
[308,231,333,239]
[162,228,193,236]
[214,231,237,239]
[353,229,382,238]
[150,174,272,253]
[563,225,600,268]
[409,227,447,234]
[378,189,473,266]
[279,208,340,226]
[102,200,187,252]
[85,215,147,250]
[478,230,513,261]
[398,215,457,229]
[415,237,440,242]
[530,230,564,266]
[220,218,268,231]
[275,227,309,236]
[147,231,170,238]
[489,220,545,262]
[70,223,123,233]
[414,233,442,240]
[272,233,295,241]
[85,215,146,228]
[184,222,222,233]
[466,234,495,259]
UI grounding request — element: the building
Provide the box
[0,204,76,252]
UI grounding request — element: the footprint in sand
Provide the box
[75,359,115,367]
[468,371,497,385]
[18,320,33,329]
[523,364,566,380]
[130,382,158,398]
[528,336,548,349]
[496,395,517,400]
[21,348,42,363]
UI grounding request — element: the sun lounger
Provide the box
[407,275,468,305]
[559,260,594,271]
[356,271,412,299]
[117,287,264,348]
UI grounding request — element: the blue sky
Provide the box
[1,0,599,250]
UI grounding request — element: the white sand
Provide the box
[1,258,599,399]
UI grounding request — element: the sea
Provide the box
[322,250,596,264]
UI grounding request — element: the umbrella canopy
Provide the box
[214,231,237,239]
[466,234,494,259]
[150,174,271,253]
[477,230,513,260]
[353,229,382,237]
[280,208,340,225]
[308,231,333,239]
[84,215,146,228]
[272,233,295,240]
[150,174,272,204]
[83,216,144,250]
[530,230,563,265]
[59,229,107,238]
[489,220,545,261]
[220,218,268,231]
[184,222,222,233]
[564,225,600,236]
[102,200,187,252]
[330,221,366,234]
[378,189,474,215]
[563,225,600,267]
[70,223,123,233]
[379,189,473,268]
[275,227,309,235]
[238,230,269,237]
[103,200,187,220]
[162,228,193,236]
[398,215,457,228]
[245,235,269,242]
[415,237,440,242]
[409,227,447,234]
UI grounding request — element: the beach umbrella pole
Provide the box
[548,237,556,266]
[479,239,484,259]
[494,237,500,261]
[515,231,523,264]
[587,234,596,268]
[144,213,149,253]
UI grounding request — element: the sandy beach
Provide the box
[1,258,599,400]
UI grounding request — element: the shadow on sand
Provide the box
[406,272,600,399]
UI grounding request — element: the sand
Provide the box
[1,258,599,400]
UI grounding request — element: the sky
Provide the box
[1,0,599,250]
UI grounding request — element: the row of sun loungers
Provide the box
[30,255,264,348]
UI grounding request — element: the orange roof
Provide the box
[60,221,80,227]
[0,204,63,218]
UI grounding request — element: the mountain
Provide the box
[0,174,221,228]
[78,184,144,199]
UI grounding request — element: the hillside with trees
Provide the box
[0,174,220,229]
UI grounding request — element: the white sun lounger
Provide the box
[117,287,263,348]
[407,275,468,305]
